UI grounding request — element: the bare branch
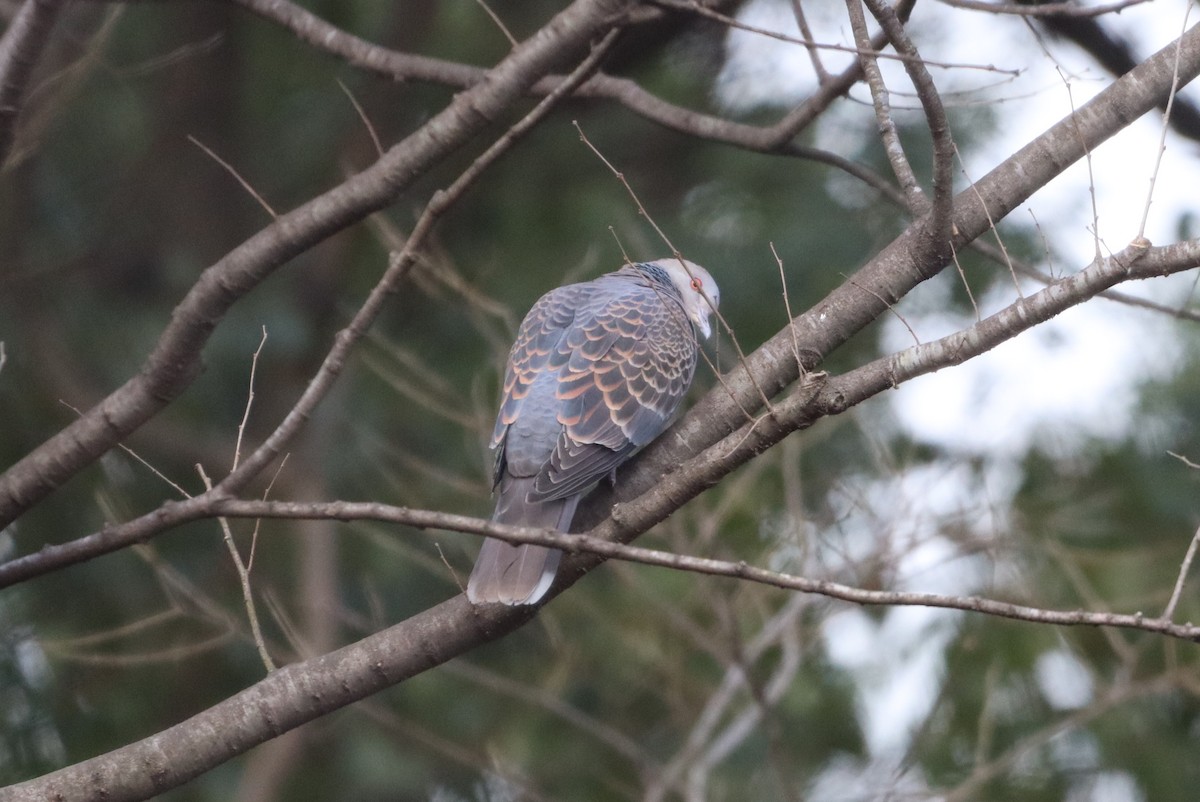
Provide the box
[657,0,1008,74]
[1,592,520,802]
[3,12,1200,799]
[187,136,278,219]
[10,466,1200,802]
[862,0,956,250]
[819,239,1200,417]
[1138,3,1192,240]
[473,0,519,48]
[1163,523,1200,622]
[232,326,269,472]
[789,0,829,82]
[199,465,276,673]
[0,0,63,166]
[942,674,1176,802]
[207,0,904,159]
[845,0,926,213]
[337,78,384,159]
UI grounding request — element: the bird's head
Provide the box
[648,258,720,339]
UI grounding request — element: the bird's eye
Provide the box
[690,277,703,291]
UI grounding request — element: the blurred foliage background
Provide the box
[2,1,1200,800]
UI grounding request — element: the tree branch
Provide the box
[188,498,1200,642]
[818,238,1200,415]
[225,0,903,156]
[863,0,955,237]
[846,0,926,212]
[0,0,64,166]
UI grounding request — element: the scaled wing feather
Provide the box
[469,262,708,605]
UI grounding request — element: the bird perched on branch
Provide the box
[466,258,720,605]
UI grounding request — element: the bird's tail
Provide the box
[466,475,579,605]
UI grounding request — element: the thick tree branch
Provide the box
[0,0,63,166]
[4,16,1200,801]
[2,223,1188,795]
[137,0,919,201]
[557,247,1199,589]
[0,0,634,529]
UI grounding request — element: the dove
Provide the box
[467,258,719,605]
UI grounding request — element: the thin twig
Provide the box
[474,0,519,47]
[658,0,1019,75]
[199,464,277,672]
[949,243,981,321]
[1057,67,1103,260]
[1138,3,1192,241]
[769,243,804,377]
[788,0,829,82]
[844,273,921,345]
[957,142,1022,296]
[1169,450,1200,470]
[208,327,277,672]
[41,631,235,667]
[337,78,384,158]
[187,135,278,219]
[1163,523,1200,621]
[233,326,268,471]
[59,400,193,498]
[247,454,290,575]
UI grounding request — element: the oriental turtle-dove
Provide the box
[466,258,720,605]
